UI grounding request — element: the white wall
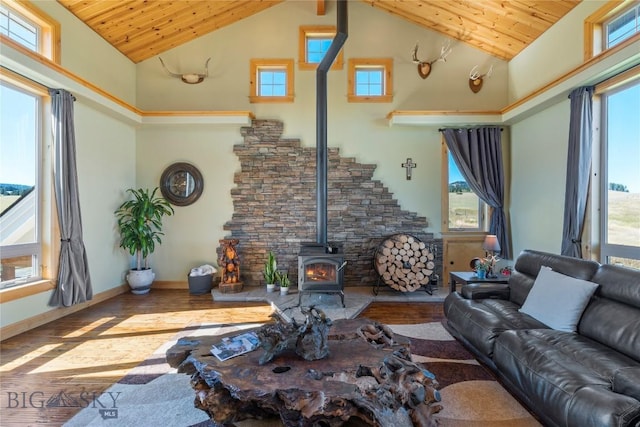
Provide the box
[1,103,136,327]
[135,125,242,279]
[0,1,137,328]
[510,100,570,257]
[137,1,508,113]
[34,1,137,105]
[3,0,637,327]
[508,1,606,102]
[134,0,509,280]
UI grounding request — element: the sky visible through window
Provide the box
[1,84,37,187]
[258,70,286,96]
[447,84,639,196]
[307,37,331,63]
[607,4,639,48]
[0,6,38,52]
[355,69,383,96]
[1,80,637,196]
[608,83,640,193]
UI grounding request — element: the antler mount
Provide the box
[159,57,211,84]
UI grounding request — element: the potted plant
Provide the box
[474,258,490,279]
[115,187,174,294]
[263,251,277,293]
[277,271,290,295]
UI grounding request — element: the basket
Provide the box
[187,273,213,295]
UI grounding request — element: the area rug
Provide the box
[64,320,541,427]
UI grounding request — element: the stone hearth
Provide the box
[218,119,443,289]
[212,285,447,322]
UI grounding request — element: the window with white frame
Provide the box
[249,59,294,103]
[442,143,486,232]
[585,1,640,60]
[348,58,393,103]
[0,0,59,62]
[0,81,42,288]
[605,2,640,49]
[298,26,343,70]
[600,78,640,269]
[0,3,38,51]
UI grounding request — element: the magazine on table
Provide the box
[210,331,261,361]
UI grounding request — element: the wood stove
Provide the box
[299,0,348,307]
[298,243,345,307]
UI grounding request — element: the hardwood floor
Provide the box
[0,289,444,426]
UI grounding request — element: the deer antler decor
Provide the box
[159,57,211,84]
[468,64,493,93]
[411,40,452,79]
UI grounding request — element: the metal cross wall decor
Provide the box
[402,158,417,180]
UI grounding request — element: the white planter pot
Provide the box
[126,269,155,295]
[280,287,289,295]
[266,283,276,293]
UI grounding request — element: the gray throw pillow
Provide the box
[519,266,599,332]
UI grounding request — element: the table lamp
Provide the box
[483,235,501,278]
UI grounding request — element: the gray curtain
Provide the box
[561,86,594,258]
[48,89,93,307]
[442,127,511,259]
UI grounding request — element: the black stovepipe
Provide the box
[316,0,348,248]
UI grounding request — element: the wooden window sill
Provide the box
[0,280,55,304]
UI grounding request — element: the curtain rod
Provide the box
[1,65,53,91]
[438,127,503,132]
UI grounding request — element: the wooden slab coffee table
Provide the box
[167,318,442,426]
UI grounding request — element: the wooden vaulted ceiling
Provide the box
[56,0,580,64]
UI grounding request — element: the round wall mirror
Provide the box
[160,162,203,206]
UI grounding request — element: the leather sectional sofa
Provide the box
[444,249,640,427]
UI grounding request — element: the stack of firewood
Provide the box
[375,234,435,292]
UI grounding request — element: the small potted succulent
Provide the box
[263,251,277,292]
[277,271,290,295]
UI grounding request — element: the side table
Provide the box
[449,271,510,293]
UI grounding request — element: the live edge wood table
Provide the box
[166,318,442,427]
[449,271,510,293]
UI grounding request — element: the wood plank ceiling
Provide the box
[56,0,580,64]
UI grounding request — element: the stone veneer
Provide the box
[220,120,442,288]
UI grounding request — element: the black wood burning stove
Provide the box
[298,0,348,307]
[298,243,345,307]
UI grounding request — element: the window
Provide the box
[1,4,37,51]
[249,59,294,103]
[298,26,343,70]
[605,2,639,48]
[600,78,640,268]
[348,58,393,103]
[442,143,485,232]
[0,80,42,288]
[0,0,60,62]
[584,0,639,60]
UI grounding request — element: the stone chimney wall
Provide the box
[220,119,442,288]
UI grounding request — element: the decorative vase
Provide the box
[126,269,155,294]
[477,270,486,280]
[280,286,289,295]
[266,283,276,293]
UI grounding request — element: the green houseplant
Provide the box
[115,187,174,294]
[263,251,277,292]
[277,270,290,295]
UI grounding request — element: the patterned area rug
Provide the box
[64,321,541,427]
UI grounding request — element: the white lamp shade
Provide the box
[483,235,501,253]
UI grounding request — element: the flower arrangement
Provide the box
[474,258,491,272]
